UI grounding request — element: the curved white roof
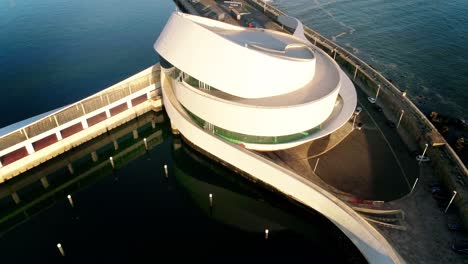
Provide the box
[155,12,324,99]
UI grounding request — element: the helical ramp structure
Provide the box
[155,11,404,263]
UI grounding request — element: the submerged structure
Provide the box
[155,12,356,151]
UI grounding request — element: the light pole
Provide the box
[397,110,404,128]
[368,84,380,104]
[354,65,359,80]
[416,143,429,164]
[445,191,457,213]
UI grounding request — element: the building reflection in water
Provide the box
[0,110,365,263]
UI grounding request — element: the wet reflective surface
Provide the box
[0,111,366,263]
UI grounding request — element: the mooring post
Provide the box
[110,157,115,169]
[209,193,213,208]
[67,195,74,208]
[57,243,65,256]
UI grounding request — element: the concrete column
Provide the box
[127,99,133,109]
[151,120,156,129]
[40,176,50,189]
[0,159,3,168]
[91,151,98,162]
[113,140,119,151]
[11,192,21,204]
[133,130,139,139]
[56,131,63,141]
[105,109,111,118]
[81,119,89,129]
[67,163,75,175]
[146,91,151,100]
[25,143,35,155]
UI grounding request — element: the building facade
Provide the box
[155,12,357,151]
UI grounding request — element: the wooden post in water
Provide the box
[110,157,115,169]
[67,195,74,207]
[57,243,65,256]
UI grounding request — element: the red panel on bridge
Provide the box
[1,147,28,166]
[131,94,147,106]
[110,102,128,116]
[61,122,84,139]
[33,133,58,151]
[87,112,107,127]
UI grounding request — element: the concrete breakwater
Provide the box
[0,64,163,184]
[244,0,467,227]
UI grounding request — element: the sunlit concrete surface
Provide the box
[155,12,357,150]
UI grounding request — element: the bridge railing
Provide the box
[0,65,161,158]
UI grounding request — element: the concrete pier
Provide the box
[0,64,163,183]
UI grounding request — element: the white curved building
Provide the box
[155,11,357,151]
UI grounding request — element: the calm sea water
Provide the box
[0,113,364,262]
[0,0,173,128]
[0,0,466,260]
[0,0,367,262]
[275,0,467,119]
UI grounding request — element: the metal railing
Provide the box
[246,0,467,178]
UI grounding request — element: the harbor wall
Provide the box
[245,0,468,228]
[0,64,163,183]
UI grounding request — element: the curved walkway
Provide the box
[162,73,405,264]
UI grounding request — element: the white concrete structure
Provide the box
[155,12,403,263]
[155,12,356,151]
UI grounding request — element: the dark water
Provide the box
[0,113,365,262]
[274,0,467,119]
[0,0,173,128]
